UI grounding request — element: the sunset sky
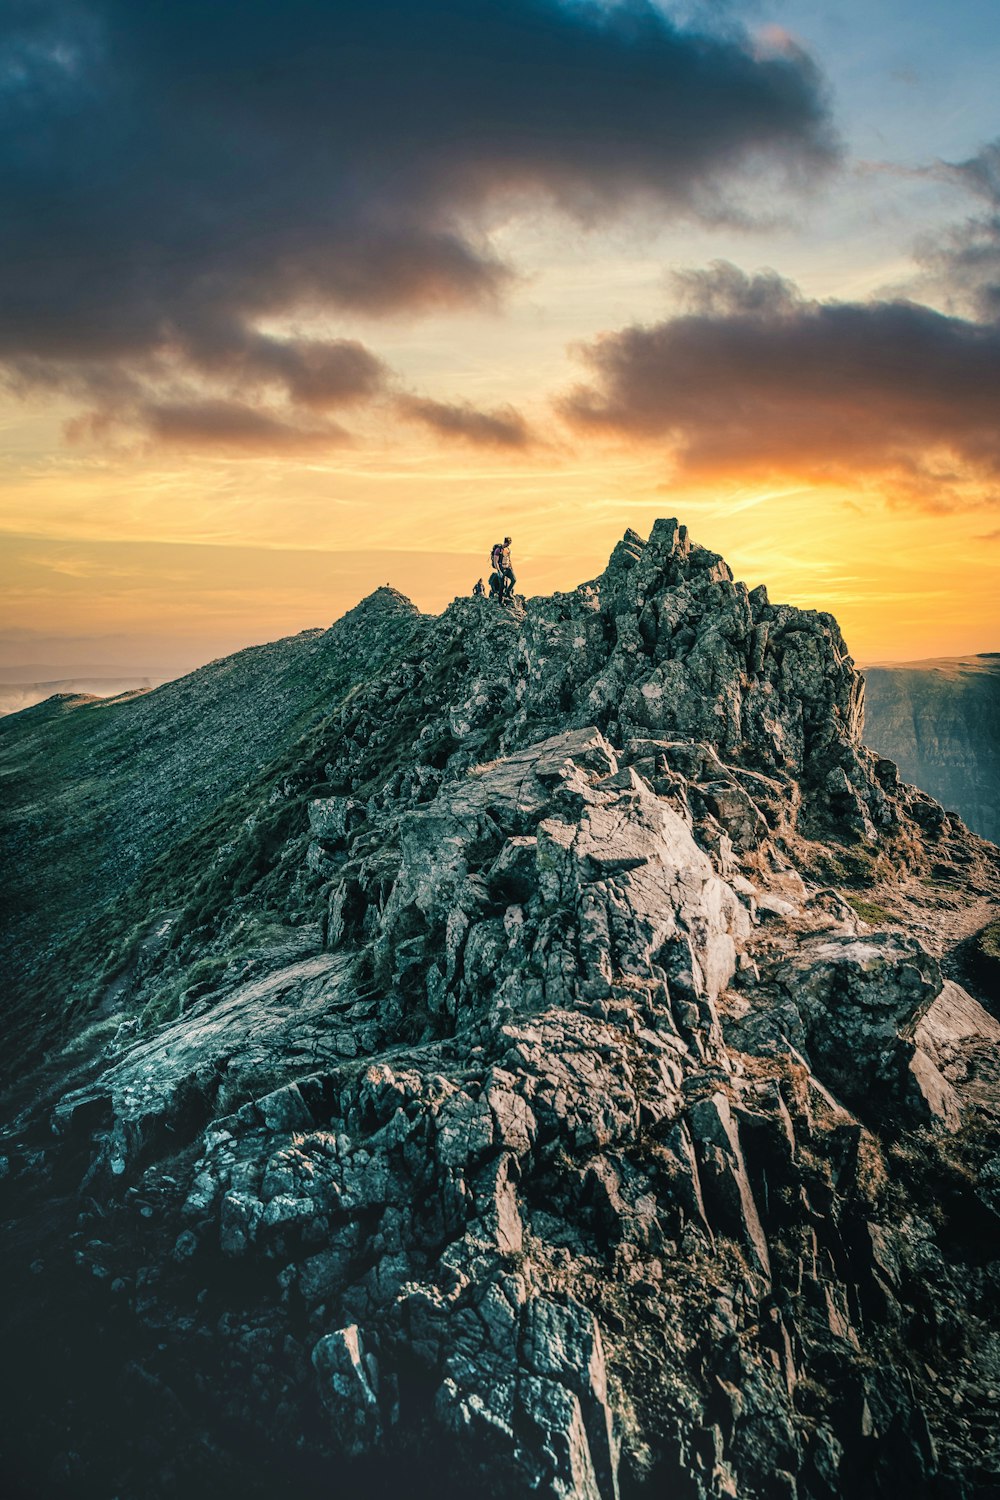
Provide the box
[2,0,999,676]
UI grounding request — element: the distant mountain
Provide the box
[2,522,999,1498]
[0,677,161,718]
[862,654,1000,843]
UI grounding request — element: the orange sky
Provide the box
[2,0,998,675]
[2,409,997,673]
[2,264,998,673]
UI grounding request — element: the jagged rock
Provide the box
[220,1190,262,1256]
[308,795,365,842]
[312,1324,385,1456]
[912,979,1000,1121]
[517,1374,613,1500]
[906,1049,962,1132]
[687,1092,771,1279]
[522,1297,620,1499]
[775,935,944,1104]
[489,836,539,901]
[2,519,999,1499]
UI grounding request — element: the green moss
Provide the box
[1,635,415,1072]
[810,839,888,889]
[3,608,487,1080]
[968,919,1000,1000]
[978,920,1000,962]
[137,954,232,1030]
[842,894,899,926]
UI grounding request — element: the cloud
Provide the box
[560,262,1000,505]
[64,397,348,452]
[920,140,1000,322]
[396,395,532,448]
[671,259,803,315]
[52,333,390,443]
[179,335,391,412]
[144,399,348,452]
[0,0,836,446]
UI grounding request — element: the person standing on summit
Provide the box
[489,536,515,603]
[499,536,515,600]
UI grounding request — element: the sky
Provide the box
[1,0,999,676]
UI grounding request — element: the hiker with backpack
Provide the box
[489,537,515,604]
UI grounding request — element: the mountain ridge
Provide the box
[1,519,999,1499]
[0,589,424,1047]
[861,653,999,671]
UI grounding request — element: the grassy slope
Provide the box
[0,591,423,1064]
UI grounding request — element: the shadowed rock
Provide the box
[1,520,999,1498]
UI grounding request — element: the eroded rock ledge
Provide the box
[2,521,999,1499]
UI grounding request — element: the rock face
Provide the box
[863,654,1000,843]
[2,521,1000,1499]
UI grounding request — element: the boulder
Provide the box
[312,1325,385,1456]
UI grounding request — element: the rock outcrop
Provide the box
[1,521,999,1499]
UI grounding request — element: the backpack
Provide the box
[490,542,504,571]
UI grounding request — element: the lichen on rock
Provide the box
[2,519,999,1498]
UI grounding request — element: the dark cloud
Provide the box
[561,262,1000,505]
[0,0,835,444]
[671,259,802,315]
[921,140,1000,322]
[396,395,532,448]
[177,335,390,412]
[21,330,388,448]
[65,397,347,452]
[145,399,346,452]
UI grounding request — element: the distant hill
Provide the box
[862,653,1000,843]
[0,676,162,717]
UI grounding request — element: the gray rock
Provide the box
[4,518,999,1500]
[308,796,365,842]
[687,1092,771,1279]
[312,1324,384,1456]
[517,1376,609,1500]
[776,935,943,1102]
[906,1049,962,1132]
[522,1298,620,1500]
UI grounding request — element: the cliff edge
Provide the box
[1,521,999,1499]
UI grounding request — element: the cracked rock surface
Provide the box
[2,520,1000,1499]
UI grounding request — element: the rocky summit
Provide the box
[2,520,1000,1500]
